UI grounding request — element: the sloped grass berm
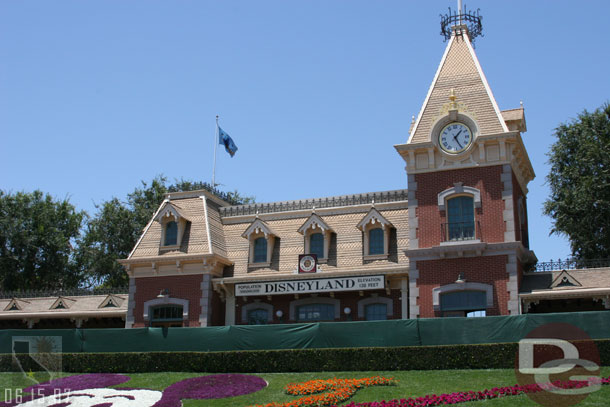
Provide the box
[2,340,610,373]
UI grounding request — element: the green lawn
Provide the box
[2,368,610,406]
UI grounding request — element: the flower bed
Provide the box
[250,376,396,407]
[155,374,268,406]
[340,376,610,407]
[0,373,267,407]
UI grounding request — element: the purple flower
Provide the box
[154,374,267,407]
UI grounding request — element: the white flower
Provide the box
[15,388,163,407]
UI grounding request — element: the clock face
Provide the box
[439,122,473,154]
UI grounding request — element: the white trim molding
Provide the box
[241,301,274,324]
[143,297,189,321]
[289,296,340,322]
[432,282,493,311]
[438,183,481,211]
[357,295,393,319]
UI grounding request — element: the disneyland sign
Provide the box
[235,275,385,297]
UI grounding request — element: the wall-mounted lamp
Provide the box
[276,309,284,323]
[455,273,466,284]
[344,307,352,321]
[157,289,170,298]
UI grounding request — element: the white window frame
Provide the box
[298,213,333,262]
[432,282,493,312]
[242,219,277,268]
[143,297,189,321]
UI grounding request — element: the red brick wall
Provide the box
[512,171,530,248]
[416,255,509,317]
[415,166,505,247]
[132,274,203,328]
[235,289,403,324]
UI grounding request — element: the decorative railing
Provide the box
[0,287,129,299]
[529,258,610,273]
[220,189,408,217]
[441,221,481,242]
[440,7,483,42]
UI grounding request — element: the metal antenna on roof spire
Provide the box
[212,115,219,188]
[440,4,483,43]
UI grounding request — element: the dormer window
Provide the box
[309,233,324,259]
[357,208,393,259]
[369,228,384,255]
[155,202,190,248]
[298,213,333,262]
[165,221,178,246]
[242,218,277,267]
[253,237,268,263]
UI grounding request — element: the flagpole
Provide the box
[212,115,219,188]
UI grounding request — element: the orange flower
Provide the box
[248,376,396,407]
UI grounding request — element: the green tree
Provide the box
[0,190,85,291]
[544,103,610,259]
[77,176,254,287]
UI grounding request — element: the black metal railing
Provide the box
[0,287,129,299]
[220,189,408,217]
[440,6,483,42]
[441,221,480,242]
[529,258,610,273]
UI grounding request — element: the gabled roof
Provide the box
[0,294,129,319]
[155,202,190,223]
[357,208,393,231]
[408,29,508,144]
[297,213,333,234]
[241,218,277,239]
[98,294,124,308]
[4,298,28,311]
[550,270,582,288]
[50,297,76,310]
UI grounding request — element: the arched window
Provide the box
[297,304,335,322]
[365,303,387,321]
[150,305,183,327]
[253,237,268,263]
[447,196,475,240]
[309,233,324,259]
[165,221,178,246]
[369,228,384,255]
[247,308,269,325]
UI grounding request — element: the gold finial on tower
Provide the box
[449,88,458,110]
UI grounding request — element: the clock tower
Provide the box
[395,7,536,318]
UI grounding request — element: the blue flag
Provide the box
[218,126,238,157]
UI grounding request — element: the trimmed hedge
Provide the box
[3,340,610,373]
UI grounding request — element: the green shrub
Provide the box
[2,340,609,373]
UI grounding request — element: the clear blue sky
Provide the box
[1,1,609,263]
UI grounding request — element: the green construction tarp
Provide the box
[0,311,608,353]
